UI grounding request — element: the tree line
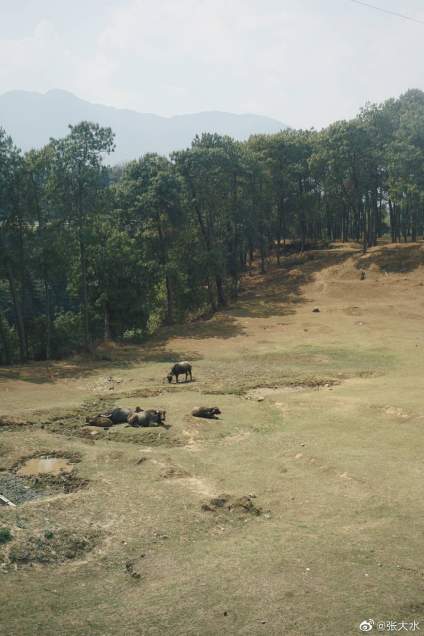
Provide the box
[1,89,424,364]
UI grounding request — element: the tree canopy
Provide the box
[1,90,424,363]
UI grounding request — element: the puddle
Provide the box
[1,453,86,504]
[16,457,74,477]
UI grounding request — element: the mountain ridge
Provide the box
[0,89,287,163]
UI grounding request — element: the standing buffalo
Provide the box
[167,361,192,383]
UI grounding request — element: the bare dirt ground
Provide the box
[1,243,424,635]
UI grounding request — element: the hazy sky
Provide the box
[1,0,424,128]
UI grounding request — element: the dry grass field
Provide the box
[1,243,424,635]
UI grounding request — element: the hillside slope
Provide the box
[1,243,424,635]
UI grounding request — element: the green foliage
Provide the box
[0,528,13,544]
[1,91,424,363]
[52,312,83,358]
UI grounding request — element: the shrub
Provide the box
[52,311,83,357]
[0,527,13,544]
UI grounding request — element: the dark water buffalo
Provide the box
[167,361,192,383]
[86,406,142,427]
[191,406,221,419]
[109,406,142,424]
[127,409,166,427]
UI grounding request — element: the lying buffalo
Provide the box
[85,415,114,428]
[86,406,143,427]
[127,409,167,427]
[191,406,221,419]
[108,406,143,424]
[167,361,192,383]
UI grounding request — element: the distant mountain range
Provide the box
[0,89,287,164]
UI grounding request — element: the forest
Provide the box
[1,88,424,364]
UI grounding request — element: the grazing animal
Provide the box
[191,406,221,419]
[128,409,166,427]
[167,361,192,383]
[360,270,366,280]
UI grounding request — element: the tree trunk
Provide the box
[104,302,112,341]
[79,232,91,352]
[260,237,266,274]
[5,259,27,362]
[155,217,174,325]
[165,272,174,324]
[412,200,417,242]
[17,215,32,357]
[248,241,254,275]
[44,280,52,360]
[276,200,285,265]
[207,278,216,312]
[215,274,226,307]
[0,312,11,365]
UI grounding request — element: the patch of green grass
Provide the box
[199,343,392,396]
[8,529,100,566]
[0,528,13,544]
[291,344,396,369]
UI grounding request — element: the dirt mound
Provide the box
[86,375,123,393]
[29,472,89,494]
[383,406,410,420]
[343,306,363,316]
[0,416,31,429]
[359,244,424,274]
[288,268,303,277]
[78,426,107,440]
[201,494,262,516]
[109,428,184,447]
[4,528,100,568]
[161,465,191,479]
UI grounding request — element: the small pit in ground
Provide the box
[245,380,338,400]
[0,452,88,505]
[16,457,73,477]
[11,450,81,476]
[201,494,262,516]
[245,386,308,400]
